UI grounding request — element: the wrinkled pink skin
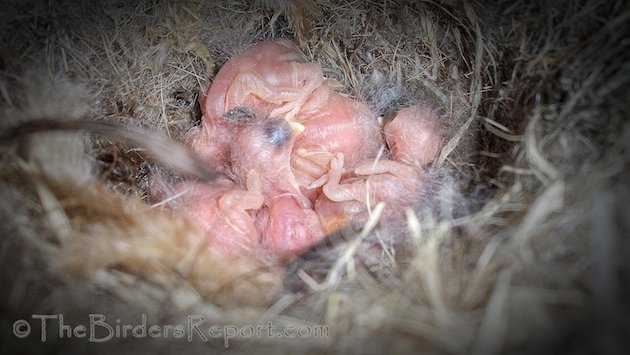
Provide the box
[186,39,324,170]
[204,39,324,121]
[168,117,328,262]
[384,105,442,168]
[291,85,383,201]
[258,193,326,259]
[229,118,299,196]
[167,171,264,258]
[229,118,326,261]
[315,105,442,233]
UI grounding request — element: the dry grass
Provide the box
[1,0,628,353]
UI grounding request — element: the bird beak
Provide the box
[289,121,305,135]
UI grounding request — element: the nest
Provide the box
[1,0,628,353]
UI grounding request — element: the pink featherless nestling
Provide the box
[186,39,324,171]
[315,104,443,233]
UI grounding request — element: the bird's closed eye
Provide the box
[264,119,292,148]
[223,106,255,123]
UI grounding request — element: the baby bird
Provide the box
[164,171,264,258]
[229,117,326,261]
[290,85,383,201]
[203,39,324,121]
[314,104,443,233]
[187,39,324,171]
